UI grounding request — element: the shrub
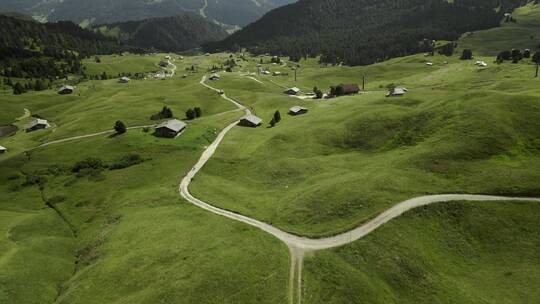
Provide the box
[72,158,105,173]
[47,195,67,205]
[461,49,473,60]
[498,50,512,61]
[533,52,540,64]
[23,174,47,187]
[511,49,522,63]
[194,107,202,118]
[109,154,144,170]
[151,106,173,120]
[114,121,127,134]
[186,108,196,120]
[314,87,323,99]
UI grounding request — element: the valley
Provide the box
[0,2,540,304]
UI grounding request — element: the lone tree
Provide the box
[533,52,540,77]
[314,87,323,99]
[274,110,281,123]
[162,106,173,118]
[186,108,196,120]
[533,51,540,65]
[511,49,522,63]
[114,121,127,134]
[498,50,512,61]
[13,82,25,95]
[194,107,202,118]
[461,49,473,60]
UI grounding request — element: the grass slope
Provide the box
[459,2,540,55]
[303,200,540,304]
[0,54,289,303]
[190,53,540,236]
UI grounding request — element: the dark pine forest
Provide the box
[204,0,529,65]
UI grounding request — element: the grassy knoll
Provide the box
[0,113,289,304]
[82,53,163,76]
[303,200,540,303]
[190,52,540,236]
[459,3,540,55]
[0,65,289,303]
[0,72,236,154]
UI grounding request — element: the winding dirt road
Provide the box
[36,124,156,148]
[181,76,540,304]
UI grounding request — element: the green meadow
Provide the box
[0,57,289,304]
[303,200,540,304]
[0,3,539,303]
[190,53,540,236]
[459,2,540,56]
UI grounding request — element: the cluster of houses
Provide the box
[283,82,407,98]
[236,106,308,129]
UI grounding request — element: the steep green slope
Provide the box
[304,201,540,303]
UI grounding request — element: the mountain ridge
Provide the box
[93,13,229,52]
[205,0,530,65]
[0,0,296,27]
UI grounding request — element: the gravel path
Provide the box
[181,75,540,304]
[37,124,156,148]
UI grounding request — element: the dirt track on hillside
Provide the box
[180,75,540,304]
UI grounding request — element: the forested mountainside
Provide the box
[94,14,228,52]
[0,0,296,27]
[204,0,530,65]
[0,15,122,84]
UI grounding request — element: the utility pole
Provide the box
[362,75,366,91]
[294,68,297,82]
[536,63,539,78]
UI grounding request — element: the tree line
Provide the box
[204,0,529,66]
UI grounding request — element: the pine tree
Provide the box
[194,107,202,118]
[13,82,24,95]
[186,108,196,120]
[461,49,473,60]
[274,110,281,123]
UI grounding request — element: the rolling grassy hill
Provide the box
[0,3,539,304]
[0,54,289,304]
[303,200,540,303]
[189,52,540,236]
[459,2,540,55]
